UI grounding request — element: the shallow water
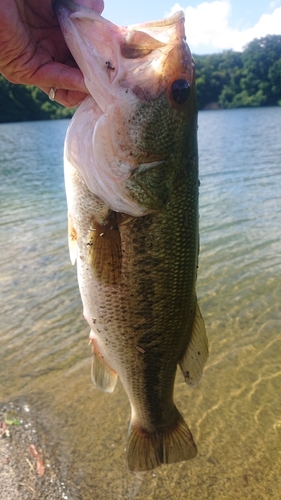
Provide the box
[0,107,281,499]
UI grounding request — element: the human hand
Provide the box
[0,0,104,107]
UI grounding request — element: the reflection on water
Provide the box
[0,108,281,499]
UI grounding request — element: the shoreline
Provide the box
[0,402,72,500]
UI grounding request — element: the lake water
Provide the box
[0,107,281,499]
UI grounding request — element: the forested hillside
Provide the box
[195,35,281,109]
[0,79,74,123]
[0,34,280,122]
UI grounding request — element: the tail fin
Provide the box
[126,411,197,472]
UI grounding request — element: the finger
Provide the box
[25,62,88,95]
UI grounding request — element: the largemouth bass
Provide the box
[55,0,208,471]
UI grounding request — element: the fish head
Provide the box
[55,1,197,215]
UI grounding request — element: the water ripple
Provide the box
[0,109,281,498]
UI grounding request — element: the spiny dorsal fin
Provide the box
[179,300,208,387]
[91,337,118,393]
[87,211,122,285]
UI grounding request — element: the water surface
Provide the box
[0,108,281,499]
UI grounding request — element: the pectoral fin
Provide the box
[68,213,78,265]
[179,301,208,387]
[87,211,122,285]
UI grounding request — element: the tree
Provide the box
[194,34,281,110]
[0,75,75,123]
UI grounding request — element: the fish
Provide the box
[54,0,208,471]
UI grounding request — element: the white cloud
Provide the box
[167,1,281,53]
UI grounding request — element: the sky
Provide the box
[102,0,281,54]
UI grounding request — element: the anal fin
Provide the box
[91,338,117,393]
[179,300,208,387]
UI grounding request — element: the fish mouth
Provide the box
[57,1,195,216]
[54,0,193,111]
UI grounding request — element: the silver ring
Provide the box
[48,87,57,101]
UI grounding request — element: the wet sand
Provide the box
[0,438,23,500]
[0,403,71,500]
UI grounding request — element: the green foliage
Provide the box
[0,34,280,121]
[194,34,281,110]
[0,76,75,123]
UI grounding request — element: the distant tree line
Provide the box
[0,78,74,123]
[194,34,281,109]
[0,34,280,122]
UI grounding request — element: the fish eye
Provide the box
[171,79,190,104]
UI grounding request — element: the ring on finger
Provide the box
[48,87,57,101]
